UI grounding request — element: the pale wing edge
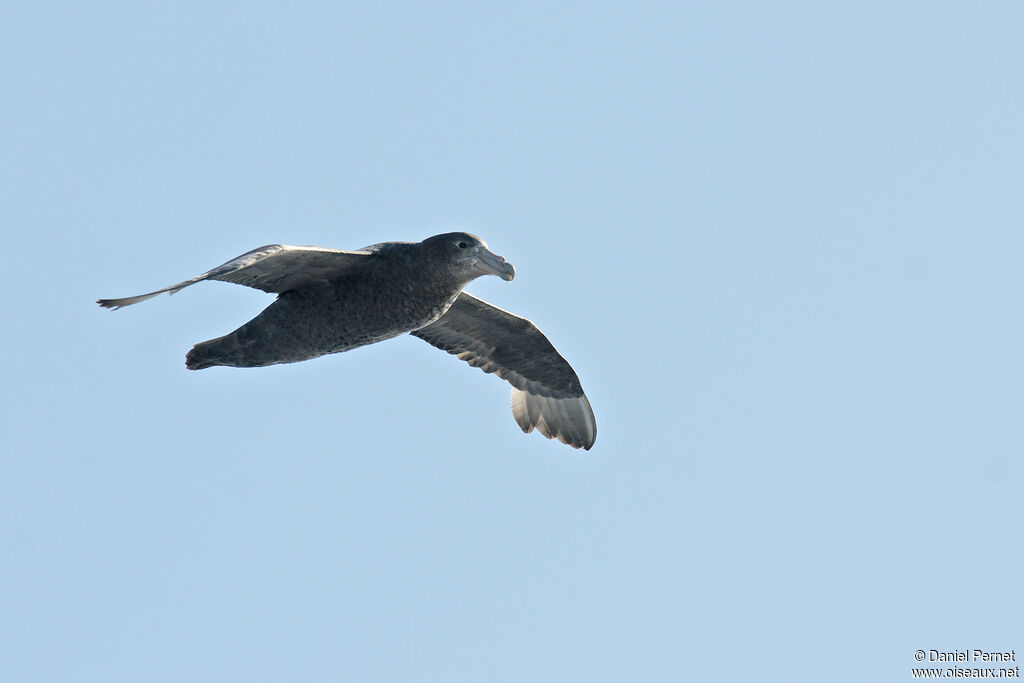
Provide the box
[97,244,370,309]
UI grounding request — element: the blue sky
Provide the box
[2,2,1022,681]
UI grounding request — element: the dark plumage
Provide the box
[97,232,596,450]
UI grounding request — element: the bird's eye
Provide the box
[457,241,469,249]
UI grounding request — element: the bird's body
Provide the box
[186,242,470,369]
[98,232,596,450]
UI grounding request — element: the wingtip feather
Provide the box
[510,388,596,450]
[96,290,169,309]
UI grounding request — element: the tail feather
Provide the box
[185,330,288,369]
[185,338,224,370]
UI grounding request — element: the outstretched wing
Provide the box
[97,244,372,309]
[411,292,596,450]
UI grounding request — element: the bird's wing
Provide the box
[411,292,596,450]
[97,244,372,309]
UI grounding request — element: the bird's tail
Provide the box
[185,295,318,370]
[185,336,232,370]
[185,326,302,370]
[186,331,268,369]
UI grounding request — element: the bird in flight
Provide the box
[98,232,596,450]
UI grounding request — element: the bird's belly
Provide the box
[278,284,457,357]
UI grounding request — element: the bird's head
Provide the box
[422,232,516,284]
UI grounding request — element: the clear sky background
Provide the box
[2,2,1021,681]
